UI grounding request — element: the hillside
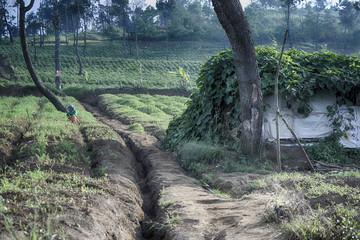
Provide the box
[0,37,360,239]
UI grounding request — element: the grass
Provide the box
[249,171,360,240]
[0,94,118,238]
[1,34,360,239]
[99,93,188,138]
[0,39,225,91]
[159,200,177,209]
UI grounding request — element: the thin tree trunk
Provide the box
[166,20,169,61]
[1,0,13,43]
[135,27,139,59]
[32,26,36,63]
[40,0,44,47]
[123,12,127,58]
[54,2,61,90]
[275,30,288,171]
[65,3,69,46]
[212,0,263,159]
[75,8,82,75]
[286,2,293,48]
[18,0,66,113]
[73,14,76,46]
[83,12,87,57]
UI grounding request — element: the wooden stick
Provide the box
[277,110,316,172]
[274,30,288,171]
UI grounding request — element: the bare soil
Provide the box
[2,85,358,239]
[81,98,283,239]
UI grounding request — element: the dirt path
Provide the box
[82,102,282,240]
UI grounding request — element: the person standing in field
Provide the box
[67,105,79,123]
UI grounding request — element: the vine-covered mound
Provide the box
[164,47,360,151]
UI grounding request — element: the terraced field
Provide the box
[0,40,225,90]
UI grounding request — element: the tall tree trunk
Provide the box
[212,0,263,159]
[123,12,127,58]
[1,0,13,43]
[18,0,66,113]
[83,12,87,57]
[32,26,36,63]
[135,27,139,59]
[53,2,61,90]
[65,3,69,46]
[74,11,82,75]
[166,20,169,61]
[286,2,293,48]
[40,0,44,47]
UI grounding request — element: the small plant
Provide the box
[210,189,231,198]
[160,200,176,209]
[151,213,181,231]
[169,67,191,90]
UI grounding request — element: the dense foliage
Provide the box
[164,47,360,151]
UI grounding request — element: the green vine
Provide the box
[164,47,360,151]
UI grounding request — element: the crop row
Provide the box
[0,94,118,238]
[98,93,188,137]
[0,43,205,89]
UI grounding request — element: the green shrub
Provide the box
[165,47,360,152]
[178,142,228,178]
[306,137,360,165]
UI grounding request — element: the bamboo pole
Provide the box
[277,111,316,172]
[274,30,288,171]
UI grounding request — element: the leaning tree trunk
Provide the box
[18,0,66,113]
[212,0,263,159]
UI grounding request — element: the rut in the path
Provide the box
[82,101,282,240]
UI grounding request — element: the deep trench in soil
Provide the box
[83,101,165,240]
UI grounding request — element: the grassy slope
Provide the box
[0,91,146,239]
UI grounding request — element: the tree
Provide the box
[111,0,129,58]
[137,5,158,40]
[1,0,14,42]
[130,0,146,59]
[280,0,302,48]
[211,0,263,158]
[26,12,41,62]
[17,0,67,112]
[338,0,359,50]
[156,0,176,60]
[53,0,62,90]
[59,0,72,45]
[70,0,83,75]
